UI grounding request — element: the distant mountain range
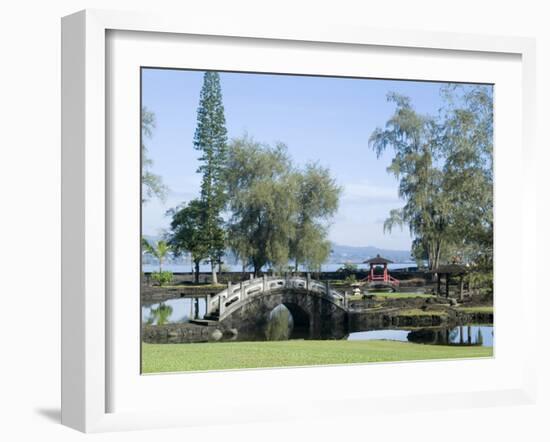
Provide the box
[328,244,412,264]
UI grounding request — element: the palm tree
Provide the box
[142,238,171,273]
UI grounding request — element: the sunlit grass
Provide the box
[347,292,432,301]
[397,308,448,317]
[142,339,492,373]
[157,283,225,290]
[372,292,434,299]
[456,306,493,314]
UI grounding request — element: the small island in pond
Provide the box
[140,69,493,373]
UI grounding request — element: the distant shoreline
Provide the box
[142,262,418,273]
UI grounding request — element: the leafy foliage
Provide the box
[167,199,209,283]
[225,135,341,275]
[290,163,342,271]
[141,107,168,203]
[151,271,173,287]
[337,262,359,275]
[226,136,297,274]
[141,238,171,273]
[369,86,493,273]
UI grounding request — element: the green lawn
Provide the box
[159,283,225,290]
[142,339,492,373]
[372,292,434,299]
[456,306,493,314]
[397,308,448,317]
[347,292,432,301]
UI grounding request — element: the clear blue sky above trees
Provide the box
[141,68,489,250]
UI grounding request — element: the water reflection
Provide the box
[141,298,493,348]
[348,325,493,347]
[265,304,294,340]
[348,329,410,342]
[142,297,206,325]
[145,303,173,325]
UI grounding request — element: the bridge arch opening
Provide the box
[265,303,310,340]
[283,302,310,339]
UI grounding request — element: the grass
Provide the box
[142,339,492,373]
[372,292,434,299]
[456,306,493,314]
[397,308,448,317]
[159,283,225,290]
[347,292,433,301]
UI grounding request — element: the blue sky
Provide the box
[142,69,469,250]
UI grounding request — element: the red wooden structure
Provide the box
[363,254,400,289]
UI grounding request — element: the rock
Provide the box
[210,329,223,341]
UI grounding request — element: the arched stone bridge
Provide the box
[205,276,350,340]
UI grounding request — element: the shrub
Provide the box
[344,274,357,284]
[151,271,173,286]
[337,262,358,276]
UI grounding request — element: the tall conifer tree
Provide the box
[193,71,228,284]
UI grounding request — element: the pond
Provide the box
[142,299,493,347]
[142,298,207,325]
[348,325,493,347]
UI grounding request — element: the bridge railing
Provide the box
[208,275,346,319]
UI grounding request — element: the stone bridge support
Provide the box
[219,289,348,341]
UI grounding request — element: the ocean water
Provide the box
[142,262,417,273]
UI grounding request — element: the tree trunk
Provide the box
[211,259,218,285]
[194,261,200,284]
[428,239,443,282]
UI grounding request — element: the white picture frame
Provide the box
[61,9,537,433]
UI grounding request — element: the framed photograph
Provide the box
[61,9,537,433]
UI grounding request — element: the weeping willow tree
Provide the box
[225,136,297,275]
[370,86,493,273]
[439,85,493,270]
[289,162,342,272]
[369,93,450,272]
[225,135,340,276]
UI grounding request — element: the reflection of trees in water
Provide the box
[408,326,486,346]
[145,302,173,325]
[449,328,459,342]
[265,304,293,341]
[477,328,484,346]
